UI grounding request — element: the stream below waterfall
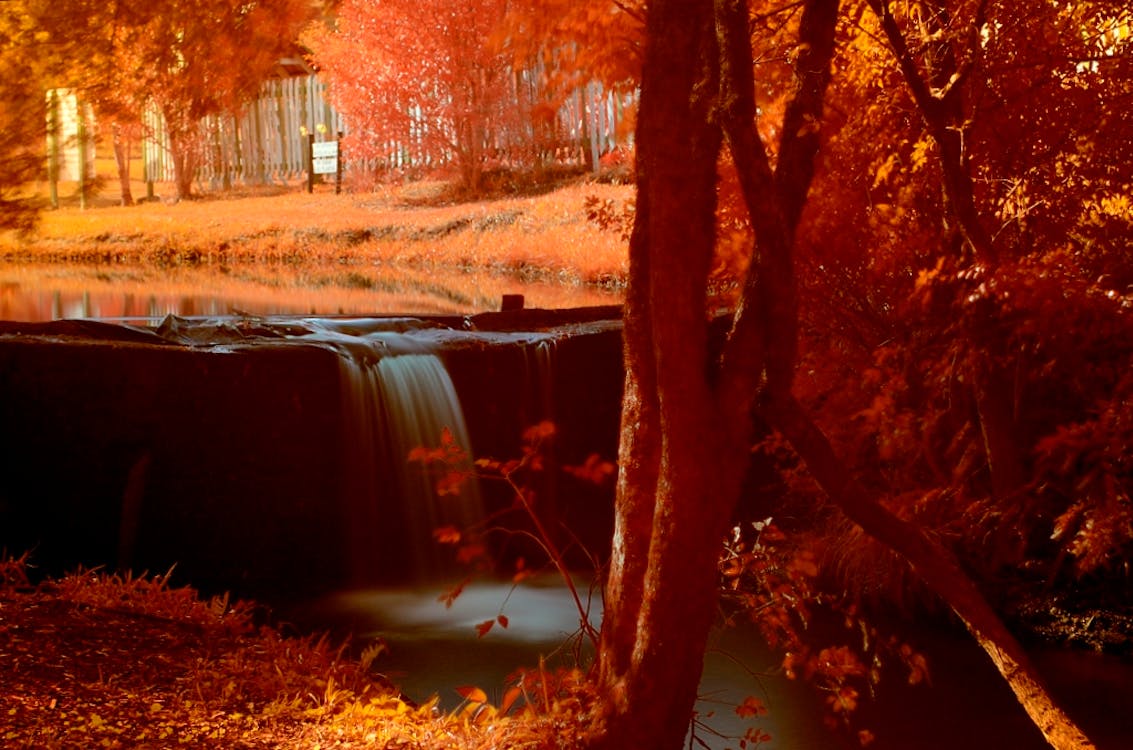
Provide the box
[284,580,1133,750]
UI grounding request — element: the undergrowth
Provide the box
[0,554,597,749]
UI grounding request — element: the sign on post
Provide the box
[311,141,338,174]
[307,135,342,193]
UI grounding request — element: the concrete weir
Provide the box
[0,307,623,598]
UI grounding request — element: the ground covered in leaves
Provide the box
[0,560,593,749]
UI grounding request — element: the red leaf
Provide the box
[475,619,494,638]
[456,685,488,703]
[500,685,522,715]
[497,614,509,629]
[456,543,486,565]
[735,695,768,718]
[437,577,470,608]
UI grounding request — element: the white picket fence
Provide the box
[142,74,632,190]
[143,76,344,188]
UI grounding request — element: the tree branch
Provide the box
[760,392,1097,750]
[867,0,996,262]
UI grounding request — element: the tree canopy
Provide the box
[0,0,315,204]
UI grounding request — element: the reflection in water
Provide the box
[0,261,624,322]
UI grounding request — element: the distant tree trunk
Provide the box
[168,130,196,201]
[112,123,134,206]
[163,107,198,201]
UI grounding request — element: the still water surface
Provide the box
[0,261,623,322]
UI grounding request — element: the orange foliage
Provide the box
[304,0,526,190]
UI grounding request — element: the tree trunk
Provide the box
[867,0,1029,533]
[591,0,1096,748]
[112,123,134,207]
[165,116,197,201]
[591,1,736,747]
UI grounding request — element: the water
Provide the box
[374,353,482,575]
[288,581,1133,750]
[0,261,623,322]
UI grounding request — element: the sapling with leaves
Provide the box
[410,420,609,646]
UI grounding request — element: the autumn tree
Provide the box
[107,0,314,200]
[497,0,644,164]
[589,0,1113,747]
[0,1,115,223]
[0,2,52,231]
[304,0,527,192]
[790,0,1133,582]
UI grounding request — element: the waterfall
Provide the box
[376,353,482,570]
[523,338,556,427]
[336,339,482,583]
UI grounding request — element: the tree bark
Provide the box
[592,1,736,747]
[164,108,197,201]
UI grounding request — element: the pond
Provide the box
[0,261,624,322]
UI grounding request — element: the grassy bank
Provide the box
[2,181,631,290]
[0,557,593,749]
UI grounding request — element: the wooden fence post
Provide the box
[335,131,343,194]
[307,132,315,193]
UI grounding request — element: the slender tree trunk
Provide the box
[112,123,134,207]
[760,394,1095,750]
[867,0,1029,521]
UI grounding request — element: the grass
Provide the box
[1,178,631,319]
[4,179,630,284]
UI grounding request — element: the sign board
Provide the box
[311,140,339,175]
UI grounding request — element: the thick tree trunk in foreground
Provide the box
[592,1,740,748]
[592,0,1096,748]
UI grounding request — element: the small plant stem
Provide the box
[503,471,599,646]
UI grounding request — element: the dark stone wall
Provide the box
[0,337,347,598]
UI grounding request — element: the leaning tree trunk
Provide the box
[591,0,1096,748]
